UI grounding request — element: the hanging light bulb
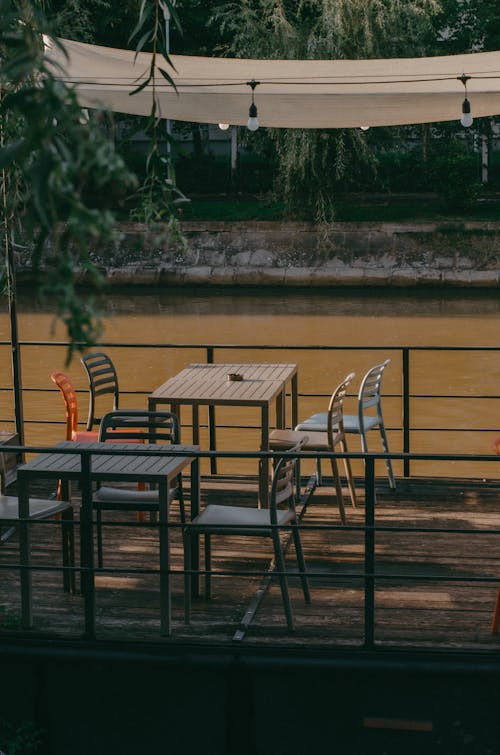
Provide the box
[218,123,230,131]
[246,79,260,131]
[461,98,473,128]
[359,126,370,131]
[458,73,473,128]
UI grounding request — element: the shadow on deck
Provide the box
[1,474,500,652]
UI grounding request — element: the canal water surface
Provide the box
[1,286,499,479]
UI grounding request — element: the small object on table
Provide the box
[227,372,243,382]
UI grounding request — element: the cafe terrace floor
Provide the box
[1,473,500,652]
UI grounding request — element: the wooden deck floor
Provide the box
[1,474,500,651]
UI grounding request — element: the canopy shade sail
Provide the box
[45,37,500,129]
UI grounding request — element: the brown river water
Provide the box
[1,286,499,479]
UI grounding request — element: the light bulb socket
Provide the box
[249,102,257,119]
[462,97,471,115]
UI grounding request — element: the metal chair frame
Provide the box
[184,440,310,631]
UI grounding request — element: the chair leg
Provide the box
[96,508,104,568]
[492,586,500,633]
[184,529,191,624]
[329,455,346,525]
[272,531,294,631]
[340,439,357,508]
[379,423,396,490]
[61,508,75,593]
[204,533,212,599]
[291,522,311,604]
[176,475,186,524]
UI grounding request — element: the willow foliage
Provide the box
[215,0,441,221]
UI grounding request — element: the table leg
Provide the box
[190,457,200,599]
[259,405,270,508]
[159,479,171,636]
[291,372,298,429]
[80,455,95,640]
[18,476,32,629]
[208,405,217,475]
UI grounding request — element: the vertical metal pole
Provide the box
[402,347,410,478]
[364,455,376,649]
[207,346,217,474]
[80,449,95,639]
[1,113,24,445]
[230,125,238,187]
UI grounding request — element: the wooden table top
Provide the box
[150,363,298,407]
[18,442,198,482]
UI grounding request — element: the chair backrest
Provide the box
[98,410,180,445]
[80,352,119,431]
[50,371,79,441]
[270,437,307,523]
[358,359,391,425]
[326,371,356,447]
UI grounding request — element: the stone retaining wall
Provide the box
[23,220,500,287]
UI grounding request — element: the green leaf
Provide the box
[0,139,26,169]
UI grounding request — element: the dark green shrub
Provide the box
[431,140,482,212]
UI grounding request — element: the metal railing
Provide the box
[1,340,499,480]
[0,442,499,651]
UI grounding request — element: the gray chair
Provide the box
[296,360,396,489]
[269,372,357,524]
[0,483,75,593]
[184,439,310,631]
[93,410,184,567]
[80,352,120,432]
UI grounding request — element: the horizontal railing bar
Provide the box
[5,340,500,352]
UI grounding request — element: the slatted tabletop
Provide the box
[149,363,298,407]
[149,363,299,506]
[18,441,197,482]
[17,441,200,638]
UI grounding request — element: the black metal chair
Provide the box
[0,451,75,593]
[93,410,185,567]
[183,439,310,631]
[80,352,120,432]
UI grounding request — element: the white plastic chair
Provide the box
[269,371,357,524]
[296,360,396,490]
[183,440,310,631]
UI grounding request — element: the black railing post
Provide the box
[402,347,410,478]
[80,448,96,640]
[207,347,217,474]
[364,455,376,649]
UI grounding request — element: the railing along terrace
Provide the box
[0,341,499,480]
[0,443,499,649]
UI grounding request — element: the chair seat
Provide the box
[73,430,100,442]
[269,428,343,450]
[295,413,381,433]
[0,495,71,521]
[189,503,295,536]
[93,486,166,504]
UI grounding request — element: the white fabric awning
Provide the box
[45,37,500,128]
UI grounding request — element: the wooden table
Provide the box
[17,441,200,637]
[148,363,298,506]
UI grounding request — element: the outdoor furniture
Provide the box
[51,371,99,442]
[295,359,396,490]
[0,492,75,592]
[80,351,120,432]
[149,362,299,507]
[183,439,310,631]
[17,441,200,635]
[94,410,185,567]
[269,372,357,525]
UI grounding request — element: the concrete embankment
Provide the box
[20,221,500,287]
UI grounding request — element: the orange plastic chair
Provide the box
[50,371,146,513]
[50,371,99,442]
